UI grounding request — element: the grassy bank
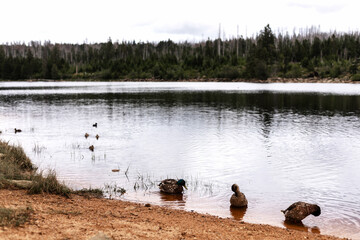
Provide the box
[0,140,104,198]
[0,140,71,197]
[0,140,104,227]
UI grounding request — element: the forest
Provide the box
[0,25,360,81]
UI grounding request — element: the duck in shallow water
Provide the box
[89,145,94,152]
[281,201,321,223]
[159,179,187,194]
[14,128,22,133]
[230,184,248,208]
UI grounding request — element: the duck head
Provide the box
[231,184,241,197]
[231,184,239,192]
[311,205,321,216]
[177,179,187,190]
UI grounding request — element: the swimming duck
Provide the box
[281,201,321,223]
[159,179,187,194]
[96,134,99,140]
[85,133,89,138]
[93,123,97,128]
[89,145,94,152]
[14,128,22,133]
[230,184,248,208]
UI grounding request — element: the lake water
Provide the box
[1,81,360,239]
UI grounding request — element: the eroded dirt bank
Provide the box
[0,189,345,240]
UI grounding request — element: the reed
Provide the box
[104,183,126,199]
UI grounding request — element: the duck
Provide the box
[230,184,248,208]
[89,145,94,152]
[95,134,99,140]
[93,123,97,128]
[85,133,89,138]
[281,201,321,223]
[14,128,22,133]
[159,179,187,194]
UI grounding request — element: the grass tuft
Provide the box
[0,140,34,171]
[0,206,33,227]
[73,188,104,198]
[28,170,71,198]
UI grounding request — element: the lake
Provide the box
[1,81,360,239]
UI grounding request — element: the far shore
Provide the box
[0,77,359,84]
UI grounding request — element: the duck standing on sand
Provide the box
[281,201,321,223]
[230,184,248,207]
[159,179,187,194]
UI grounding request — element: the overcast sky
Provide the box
[1,0,359,44]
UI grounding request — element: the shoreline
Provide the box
[0,189,346,240]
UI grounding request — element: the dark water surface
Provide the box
[1,82,360,239]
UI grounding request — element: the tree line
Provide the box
[1,25,360,81]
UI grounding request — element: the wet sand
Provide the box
[0,189,345,240]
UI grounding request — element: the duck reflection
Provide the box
[230,206,247,221]
[159,192,186,207]
[283,221,320,234]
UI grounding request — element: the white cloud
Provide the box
[1,0,359,44]
[288,1,346,14]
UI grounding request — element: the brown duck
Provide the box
[89,145,94,152]
[230,184,248,208]
[85,133,89,138]
[281,201,321,223]
[96,134,99,140]
[159,179,187,194]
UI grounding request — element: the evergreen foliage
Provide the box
[1,25,360,80]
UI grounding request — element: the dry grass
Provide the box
[28,170,71,198]
[73,188,104,198]
[0,206,33,227]
[0,140,34,182]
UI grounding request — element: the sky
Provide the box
[1,0,359,44]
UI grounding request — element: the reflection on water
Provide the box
[283,221,321,234]
[160,192,185,203]
[1,82,360,239]
[230,206,247,221]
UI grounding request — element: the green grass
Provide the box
[0,206,33,227]
[352,73,360,81]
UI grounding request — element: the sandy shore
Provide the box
[0,189,345,240]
